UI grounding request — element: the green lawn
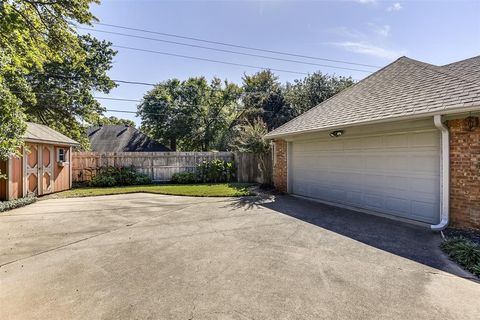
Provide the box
[49,183,255,198]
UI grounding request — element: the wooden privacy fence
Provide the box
[72,151,272,184]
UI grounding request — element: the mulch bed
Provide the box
[444,228,480,245]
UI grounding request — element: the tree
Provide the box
[139,77,241,151]
[98,116,135,128]
[241,70,295,131]
[0,0,100,161]
[24,34,117,149]
[285,72,354,115]
[233,118,271,184]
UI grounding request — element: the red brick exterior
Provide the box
[273,139,288,193]
[448,116,480,230]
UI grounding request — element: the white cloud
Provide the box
[387,2,402,12]
[355,0,377,4]
[332,42,405,59]
[368,23,391,37]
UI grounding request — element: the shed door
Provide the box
[290,130,440,224]
[23,144,54,196]
[40,145,54,195]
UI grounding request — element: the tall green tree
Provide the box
[98,116,135,128]
[24,34,117,148]
[0,0,101,162]
[285,72,354,115]
[139,77,241,151]
[241,70,295,131]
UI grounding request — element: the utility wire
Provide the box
[79,27,374,73]
[94,22,381,68]
[112,45,310,75]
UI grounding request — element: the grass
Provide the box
[441,236,480,277]
[48,183,255,198]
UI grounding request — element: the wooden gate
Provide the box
[23,144,54,196]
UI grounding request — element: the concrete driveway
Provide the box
[0,193,478,320]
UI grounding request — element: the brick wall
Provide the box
[448,116,480,230]
[273,139,288,193]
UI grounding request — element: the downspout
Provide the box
[431,115,449,231]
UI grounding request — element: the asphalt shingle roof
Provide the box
[265,56,480,138]
[25,122,79,146]
[87,125,170,152]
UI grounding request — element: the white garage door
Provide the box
[290,130,440,224]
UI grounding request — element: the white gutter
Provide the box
[431,114,449,231]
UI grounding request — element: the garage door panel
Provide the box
[410,132,440,147]
[291,130,440,224]
[384,134,409,147]
[412,201,438,219]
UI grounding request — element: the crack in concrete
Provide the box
[0,202,204,268]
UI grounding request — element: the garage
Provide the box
[289,127,441,224]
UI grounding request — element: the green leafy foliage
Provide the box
[171,172,197,184]
[139,77,241,151]
[284,72,355,116]
[196,159,235,183]
[241,70,294,131]
[24,34,117,149]
[89,166,152,187]
[0,0,102,158]
[97,116,136,128]
[441,236,480,277]
[233,118,272,184]
[0,196,37,212]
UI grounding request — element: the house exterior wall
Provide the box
[54,146,71,192]
[447,116,480,230]
[272,139,288,193]
[9,153,23,200]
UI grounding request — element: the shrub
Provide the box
[89,166,152,187]
[441,236,480,277]
[171,172,197,184]
[196,159,235,183]
[0,196,37,212]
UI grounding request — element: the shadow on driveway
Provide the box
[229,193,475,280]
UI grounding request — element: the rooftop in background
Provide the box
[265,55,480,138]
[87,125,170,152]
[25,122,80,146]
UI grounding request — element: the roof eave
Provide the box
[265,105,480,140]
[25,138,80,147]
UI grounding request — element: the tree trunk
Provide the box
[170,138,177,151]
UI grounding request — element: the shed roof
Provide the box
[87,125,170,152]
[265,56,480,138]
[25,122,79,146]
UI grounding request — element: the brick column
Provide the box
[447,116,480,230]
[272,139,288,193]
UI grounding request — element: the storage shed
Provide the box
[0,122,79,200]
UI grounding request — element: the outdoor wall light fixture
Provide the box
[329,130,344,138]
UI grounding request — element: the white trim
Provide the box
[69,146,73,189]
[265,106,480,140]
[431,115,450,231]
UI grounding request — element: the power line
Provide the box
[79,27,374,73]
[112,45,310,75]
[94,22,381,68]
[11,90,143,102]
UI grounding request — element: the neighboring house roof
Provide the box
[265,56,480,138]
[87,125,170,152]
[25,122,80,146]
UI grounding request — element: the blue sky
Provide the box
[85,0,480,125]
